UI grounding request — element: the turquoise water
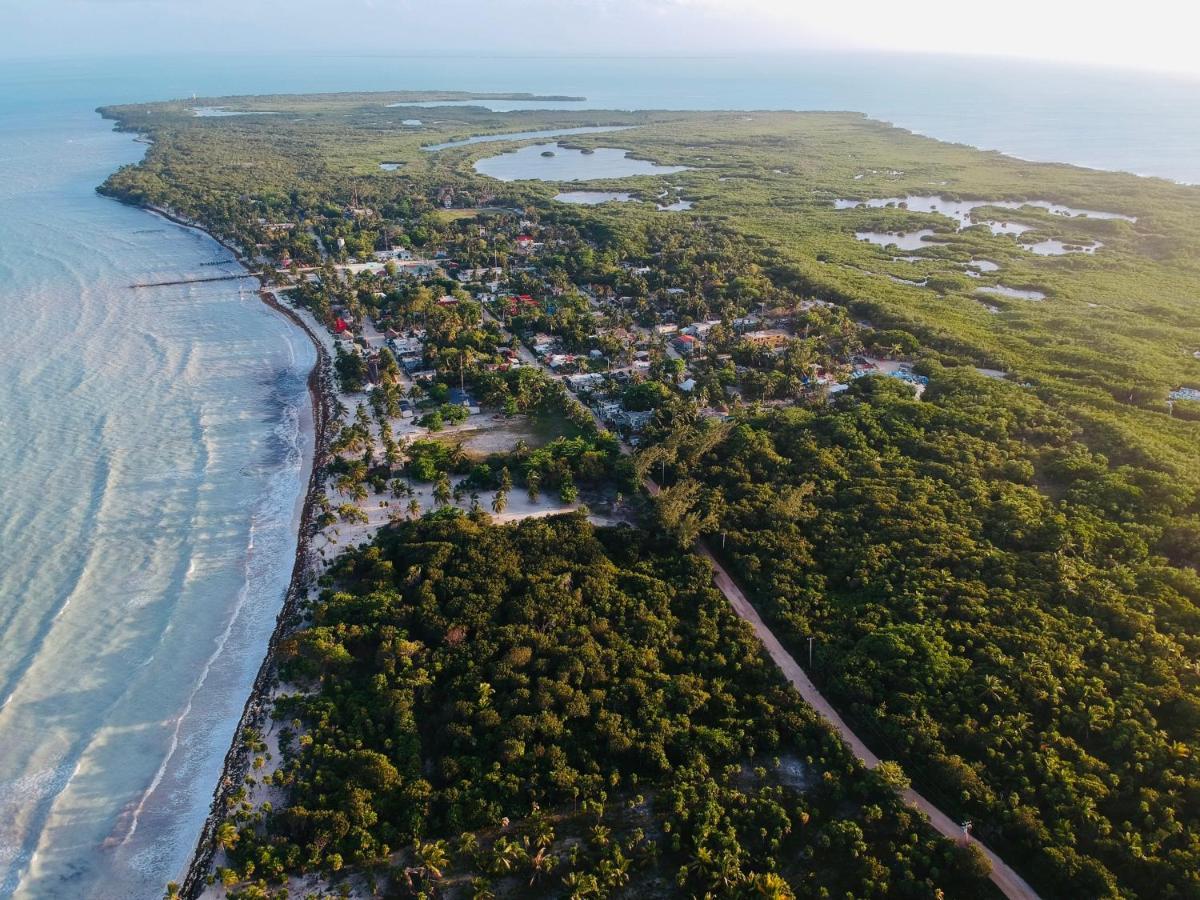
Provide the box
[0,83,316,898]
[0,52,1198,899]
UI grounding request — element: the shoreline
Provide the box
[177,287,335,900]
[124,202,338,898]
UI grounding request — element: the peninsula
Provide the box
[97,92,1200,900]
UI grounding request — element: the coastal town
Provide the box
[179,184,1016,899]
[269,203,936,558]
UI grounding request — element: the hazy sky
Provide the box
[7,0,1198,77]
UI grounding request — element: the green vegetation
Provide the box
[649,374,1200,898]
[216,514,991,897]
[97,93,1200,898]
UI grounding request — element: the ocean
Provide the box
[0,52,1197,898]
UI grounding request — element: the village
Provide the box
[260,201,939,565]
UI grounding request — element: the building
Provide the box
[673,334,699,355]
[743,329,791,349]
[373,246,413,262]
[567,372,605,391]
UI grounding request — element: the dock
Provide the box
[130,273,257,289]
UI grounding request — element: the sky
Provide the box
[6,0,1200,78]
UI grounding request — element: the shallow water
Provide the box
[835,195,1133,239]
[976,284,1047,301]
[554,190,636,204]
[855,229,939,251]
[423,125,635,152]
[1022,238,1101,256]
[0,96,314,898]
[475,142,689,182]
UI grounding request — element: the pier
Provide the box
[130,272,257,288]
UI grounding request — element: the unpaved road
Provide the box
[694,540,1040,900]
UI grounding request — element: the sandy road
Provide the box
[486,317,1038,898]
[693,539,1040,900]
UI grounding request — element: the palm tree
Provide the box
[408,497,422,519]
[527,846,556,886]
[562,871,599,899]
[434,473,452,507]
[491,489,508,515]
[414,839,450,880]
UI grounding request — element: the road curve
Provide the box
[692,540,1040,900]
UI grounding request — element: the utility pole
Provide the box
[807,636,814,668]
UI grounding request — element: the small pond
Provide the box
[1022,239,1102,256]
[976,285,1047,301]
[855,230,939,252]
[554,191,636,205]
[474,142,690,182]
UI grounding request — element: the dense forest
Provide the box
[647,371,1200,898]
[214,514,992,898]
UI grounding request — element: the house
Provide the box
[681,319,721,338]
[654,323,679,336]
[457,266,503,283]
[515,235,535,251]
[567,372,605,391]
[614,409,654,431]
[373,246,413,262]
[437,295,459,306]
[596,400,623,420]
[673,334,699,355]
[732,315,762,332]
[743,329,791,349]
[679,377,697,393]
[547,353,575,369]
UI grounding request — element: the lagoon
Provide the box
[474,142,690,182]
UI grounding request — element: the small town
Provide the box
[260,202,939,560]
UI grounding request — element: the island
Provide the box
[97,93,1200,900]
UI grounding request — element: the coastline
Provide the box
[176,287,335,900]
[119,201,338,898]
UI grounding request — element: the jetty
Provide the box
[130,272,257,288]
